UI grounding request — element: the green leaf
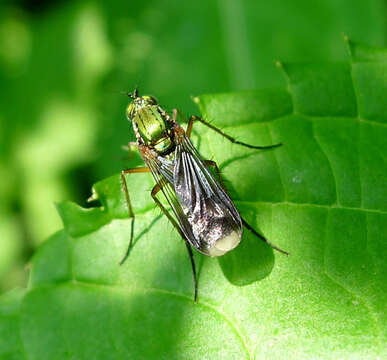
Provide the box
[1,40,386,359]
[0,288,25,359]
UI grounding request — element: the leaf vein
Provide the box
[236,200,387,215]
[312,125,339,206]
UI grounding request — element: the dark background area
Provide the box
[0,0,386,291]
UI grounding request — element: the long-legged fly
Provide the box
[120,89,288,302]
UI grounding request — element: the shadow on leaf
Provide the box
[218,229,274,286]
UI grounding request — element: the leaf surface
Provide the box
[1,40,386,360]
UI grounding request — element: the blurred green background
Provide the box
[0,0,386,293]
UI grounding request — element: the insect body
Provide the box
[121,89,288,301]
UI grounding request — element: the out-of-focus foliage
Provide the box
[0,0,385,292]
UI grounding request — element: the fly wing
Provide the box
[145,154,200,249]
[173,135,242,256]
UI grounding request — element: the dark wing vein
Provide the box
[145,155,200,249]
[173,135,242,255]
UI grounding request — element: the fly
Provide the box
[120,89,288,302]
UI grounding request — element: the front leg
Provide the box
[120,167,151,265]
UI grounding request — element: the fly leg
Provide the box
[204,160,228,191]
[172,108,280,148]
[242,219,289,256]
[151,183,198,303]
[205,159,289,256]
[120,167,151,265]
[186,114,281,150]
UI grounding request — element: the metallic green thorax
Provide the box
[127,96,173,154]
